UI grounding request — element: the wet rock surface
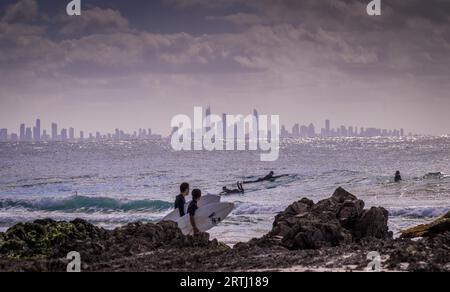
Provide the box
[401,211,450,239]
[253,187,391,250]
[0,188,449,272]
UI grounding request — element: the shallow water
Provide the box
[0,136,449,245]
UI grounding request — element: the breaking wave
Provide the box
[0,196,173,213]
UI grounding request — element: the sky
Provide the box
[0,0,450,136]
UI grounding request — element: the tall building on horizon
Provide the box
[69,128,75,140]
[61,129,67,141]
[20,124,25,141]
[325,120,331,137]
[0,129,7,142]
[34,119,41,142]
[51,123,58,141]
[25,127,32,141]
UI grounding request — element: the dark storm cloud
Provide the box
[0,0,449,135]
[1,0,449,79]
[2,0,38,23]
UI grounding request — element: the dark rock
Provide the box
[265,187,391,250]
[1,189,448,272]
[401,211,450,238]
[0,218,215,261]
[352,207,392,240]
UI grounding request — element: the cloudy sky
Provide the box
[1,0,449,135]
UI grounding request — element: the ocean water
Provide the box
[1,137,449,245]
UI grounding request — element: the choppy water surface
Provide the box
[1,136,449,245]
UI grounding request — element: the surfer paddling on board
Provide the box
[221,182,244,195]
[188,189,202,235]
[174,182,190,217]
[243,171,288,184]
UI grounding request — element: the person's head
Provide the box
[395,171,401,176]
[180,182,190,196]
[192,189,202,201]
[269,171,274,175]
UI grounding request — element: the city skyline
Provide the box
[0,109,413,142]
[0,118,162,142]
[1,1,450,135]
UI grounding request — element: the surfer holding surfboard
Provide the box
[187,189,202,235]
[162,183,235,236]
[174,182,190,217]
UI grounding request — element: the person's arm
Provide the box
[190,215,199,234]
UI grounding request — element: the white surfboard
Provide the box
[160,194,221,222]
[176,202,235,235]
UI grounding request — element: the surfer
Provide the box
[394,171,402,183]
[188,189,202,235]
[243,171,288,184]
[174,182,190,217]
[221,182,244,195]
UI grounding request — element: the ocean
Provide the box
[1,136,449,245]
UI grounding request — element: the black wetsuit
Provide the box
[187,200,198,217]
[221,183,244,195]
[394,175,402,182]
[174,194,186,217]
[243,174,288,184]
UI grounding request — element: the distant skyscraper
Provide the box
[349,126,354,137]
[325,120,331,136]
[253,109,259,140]
[205,106,212,133]
[34,119,41,142]
[0,129,7,141]
[292,124,300,137]
[51,123,58,141]
[80,131,84,140]
[308,123,316,138]
[222,113,227,142]
[25,128,32,141]
[20,124,25,141]
[61,129,67,141]
[42,130,49,141]
[340,126,348,137]
[69,128,75,140]
[281,125,289,137]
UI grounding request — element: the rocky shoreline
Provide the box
[0,187,449,272]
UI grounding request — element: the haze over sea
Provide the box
[1,136,449,245]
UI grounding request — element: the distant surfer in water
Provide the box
[188,189,202,235]
[174,182,190,217]
[394,171,402,183]
[221,182,244,195]
[243,171,288,184]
